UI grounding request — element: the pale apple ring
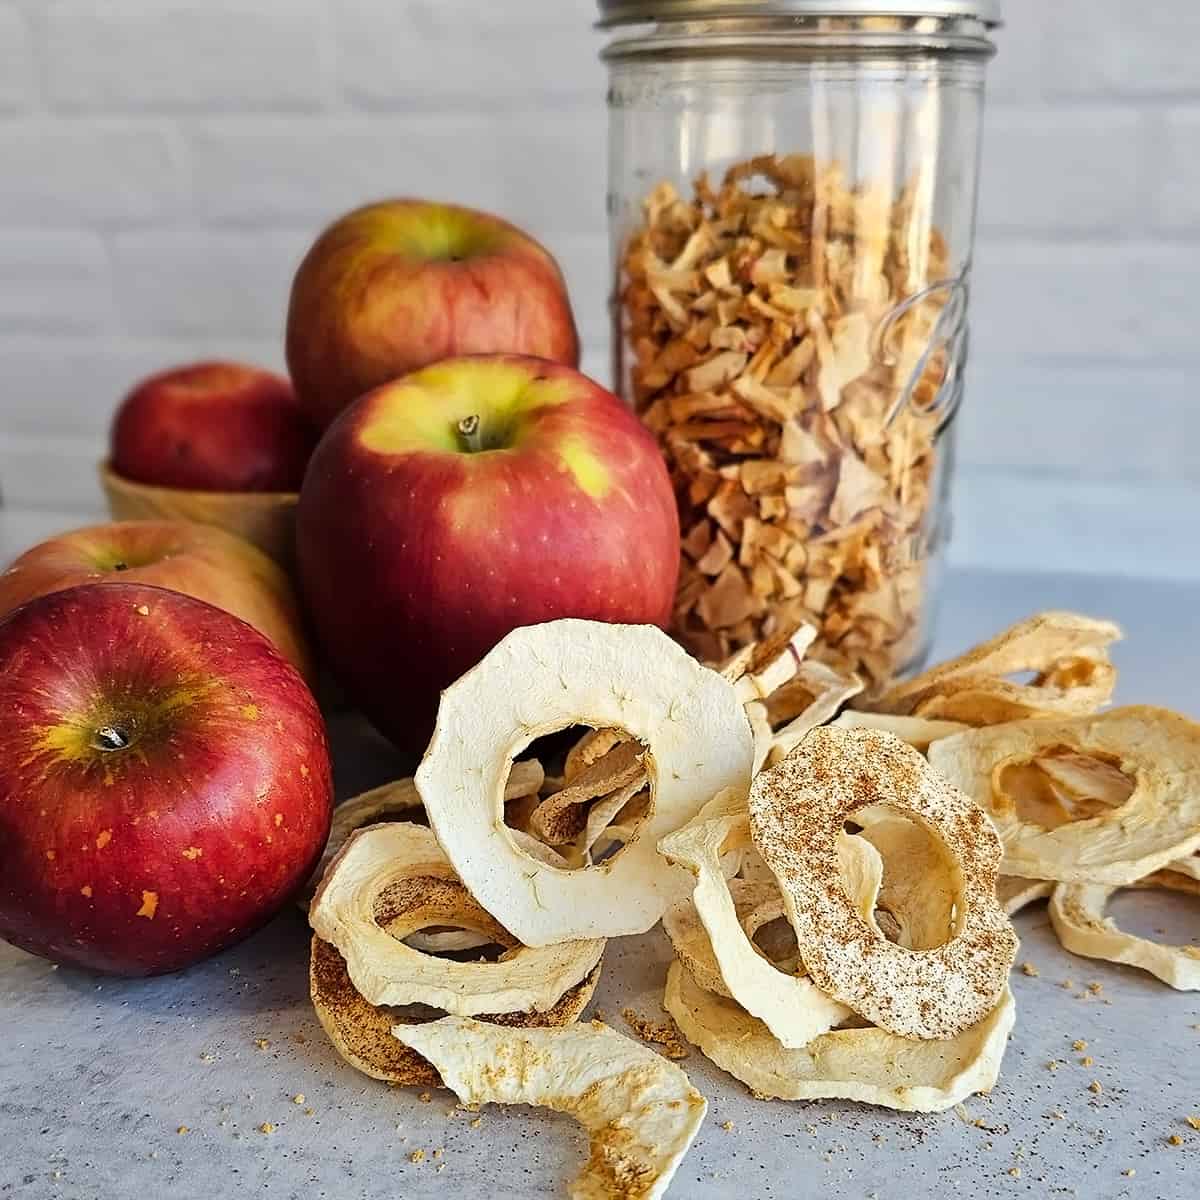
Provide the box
[301,760,546,913]
[310,937,600,1088]
[868,611,1122,723]
[997,877,1053,916]
[659,798,853,1048]
[928,707,1200,884]
[309,822,604,1014]
[749,726,1017,1041]
[1048,871,1200,991]
[664,961,1016,1114]
[415,619,754,946]
[1169,852,1200,882]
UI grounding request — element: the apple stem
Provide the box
[457,414,484,454]
[92,725,131,752]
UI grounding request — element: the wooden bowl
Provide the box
[99,463,299,567]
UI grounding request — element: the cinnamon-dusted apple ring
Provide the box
[309,938,601,1088]
[659,798,854,1048]
[415,619,754,946]
[868,611,1121,724]
[310,823,604,1014]
[664,962,1016,1114]
[928,707,1200,884]
[1048,871,1200,991]
[750,727,1017,1041]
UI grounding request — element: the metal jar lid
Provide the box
[597,1,1003,27]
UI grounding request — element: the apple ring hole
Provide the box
[1105,886,1200,946]
[995,745,1134,831]
[747,916,801,973]
[856,810,961,951]
[507,725,653,871]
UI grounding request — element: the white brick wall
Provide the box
[0,0,1197,576]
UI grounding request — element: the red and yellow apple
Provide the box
[285,200,580,429]
[0,520,315,683]
[0,582,333,976]
[296,354,679,752]
[110,361,317,492]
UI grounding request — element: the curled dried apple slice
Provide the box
[415,619,754,945]
[869,611,1122,724]
[392,1016,707,1200]
[659,799,854,1048]
[1048,871,1200,991]
[831,710,969,752]
[664,961,1015,1114]
[750,726,1017,1040]
[304,760,546,907]
[310,822,604,1014]
[1169,852,1200,882]
[997,877,1053,916]
[726,622,819,704]
[309,938,600,1088]
[530,739,646,845]
[928,707,1200,884]
[766,660,863,766]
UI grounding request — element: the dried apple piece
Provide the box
[870,612,1122,723]
[750,726,1017,1040]
[310,823,604,1015]
[392,1017,707,1200]
[659,802,853,1047]
[766,659,863,765]
[664,962,1015,1114]
[997,877,1053,917]
[309,938,600,1088]
[415,620,753,946]
[530,739,646,845]
[303,761,545,908]
[928,707,1200,884]
[830,710,969,752]
[1049,871,1200,990]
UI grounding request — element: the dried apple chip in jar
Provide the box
[1048,871,1200,991]
[928,707,1200,884]
[309,823,604,1016]
[415,619,754,946]
[749,726,1017,1040]
[664,961,1015,1114]
[392,1017,707,1200]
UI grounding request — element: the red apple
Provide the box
[296,354,679,752]
[0,582,333,976]
[285,199,580,429]
[0,520,315,683]
[110,361,317,492]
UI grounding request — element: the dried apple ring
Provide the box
[928,707,1200,884]
[664,961,1016,1114]
[659,801,854,1048]
[304,760,546,908]
[750,726,1017,1041]
[415,619,754,946]
[997,877,1053,916]
[869,611,1121,724]
[310,823,604,1014]
[309,938,601,1087]
[1048,871,1200,991]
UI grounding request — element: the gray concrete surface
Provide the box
[2,567,1198,1199]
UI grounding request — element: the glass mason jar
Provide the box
[599,0,999,690]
